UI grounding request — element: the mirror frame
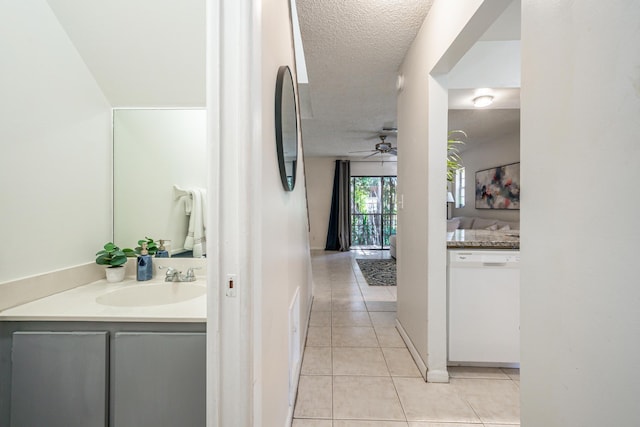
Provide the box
[274,65,298,191]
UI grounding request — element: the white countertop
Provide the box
[0,277,206,323]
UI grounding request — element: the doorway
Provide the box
[350,176,397,249]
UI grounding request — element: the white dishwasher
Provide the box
[447,249,520,366]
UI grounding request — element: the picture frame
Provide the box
[475,162,520,210]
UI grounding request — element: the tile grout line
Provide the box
[303,251,432,425]
[330,271,335,423]
[356,254,406,422]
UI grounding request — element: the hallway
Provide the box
[293,250,520,426]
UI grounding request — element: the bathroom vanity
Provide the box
[0,277,206,427]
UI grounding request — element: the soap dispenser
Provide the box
[137,242,153,281]
[155,239,169,258]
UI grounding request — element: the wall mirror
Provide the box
[113,109,207,257]
[275,65,298,191]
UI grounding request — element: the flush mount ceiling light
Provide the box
[473,95,494,108]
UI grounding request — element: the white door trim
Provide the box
[206,0,259,425]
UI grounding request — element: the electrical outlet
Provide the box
[226,274,237,297]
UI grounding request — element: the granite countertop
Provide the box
[447,229,520,250]
[0,277,206,323]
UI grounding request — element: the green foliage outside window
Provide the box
[351,176,397,248]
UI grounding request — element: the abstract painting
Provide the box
[475,162,520,210]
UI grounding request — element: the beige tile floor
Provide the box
[293,250,520,427]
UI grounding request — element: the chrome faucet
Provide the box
[183,267,201,282]
[159,266,181,282]
[159,266,201,282]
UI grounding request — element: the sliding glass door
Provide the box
[350,176,397,249]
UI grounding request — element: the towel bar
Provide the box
[173,185,191,200]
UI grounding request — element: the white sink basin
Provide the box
[96,283,206,307]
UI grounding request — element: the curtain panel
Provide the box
[325,160,351,251]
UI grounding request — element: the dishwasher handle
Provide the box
[482,262,508,267]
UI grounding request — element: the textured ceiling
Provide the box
[296,0,433,157]
[298,0,522,158]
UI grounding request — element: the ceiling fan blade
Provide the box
[390,148,398,155]
[348,149,376,153]
[362,152,379,159]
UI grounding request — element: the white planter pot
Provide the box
[105,267,126,283]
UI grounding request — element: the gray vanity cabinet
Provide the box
[10,331,108,427]
[1,323,205,427]
[112,332,206,427]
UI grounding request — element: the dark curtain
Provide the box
[325,160,351,251]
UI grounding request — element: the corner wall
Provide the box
[208,0,313,424]
[396,0,512,381]
[520,1,640,425]
[0,1,112,284]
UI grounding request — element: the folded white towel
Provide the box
[183,188,207,257]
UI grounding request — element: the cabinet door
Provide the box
[10,331,108,427]
[113,332,206,427]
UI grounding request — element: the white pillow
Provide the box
[453,216,475,229]
[473,218,498,229]
[499,224,511,231]
[485,224,498,231]
[447,218,461,232]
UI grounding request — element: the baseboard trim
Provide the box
[396,319,449,383]
[396,319,428,381]
[285,361,302,427]
[286,293,314,427]
[427,369,450,383]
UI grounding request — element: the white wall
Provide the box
[0,1,112,284]
[305,157,335,249]
[397,0,512,381]
[113,109,207,254]
[453,128,520,222]
[46,0,206,108]
[521,1,640,425]
[259,0,314,425]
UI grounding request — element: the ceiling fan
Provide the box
[349,135,398,159]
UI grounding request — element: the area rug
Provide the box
[356,259,396,286]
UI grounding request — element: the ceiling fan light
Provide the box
[473,95,494,108]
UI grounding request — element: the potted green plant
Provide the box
[447,130,466,182]
[96,242,135,282]
[135,237,159,255]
